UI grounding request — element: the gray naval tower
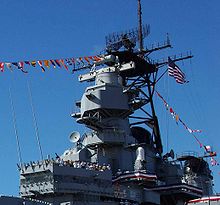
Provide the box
[0,1,218,205]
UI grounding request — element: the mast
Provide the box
[138,0,144,51]
[137,0,163,155]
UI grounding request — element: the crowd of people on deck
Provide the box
[18,157,111,173]
[60,160,111,172]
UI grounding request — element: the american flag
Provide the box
[168,57,189,84]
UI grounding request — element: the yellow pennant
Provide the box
[44,60,50,68]
[31,61,36,67]
[175,114,179,123]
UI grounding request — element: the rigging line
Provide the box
[166,74,170,153]
[186,63,205,131]
[184,87,203,136]
[9,87,23,165]
[155,68,168,84]
[164,44,170,153]
[192,133,203,148]
[27,80,44,161]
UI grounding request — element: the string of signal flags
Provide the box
[0,55,102,73]
[155,90,219,166]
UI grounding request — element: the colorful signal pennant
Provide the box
[0,62,4,72]
[156,90,219,166]
[155,90,202,146]
[0,55,103,74]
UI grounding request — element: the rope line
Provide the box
[9,87,23,165]
[27,81,44,161]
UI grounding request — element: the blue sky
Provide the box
[0,0,219,196]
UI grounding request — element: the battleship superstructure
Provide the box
[0,1,218,205]
[15,54,213,205]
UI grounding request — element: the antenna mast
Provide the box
[138,0,143,51]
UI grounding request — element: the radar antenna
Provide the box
[105,24,150,52]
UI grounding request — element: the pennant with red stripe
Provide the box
[0,62,4,72]
[60,59,68,70]
[37,61,45,72]
[54,59,61,67]
[18,62,28,73]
